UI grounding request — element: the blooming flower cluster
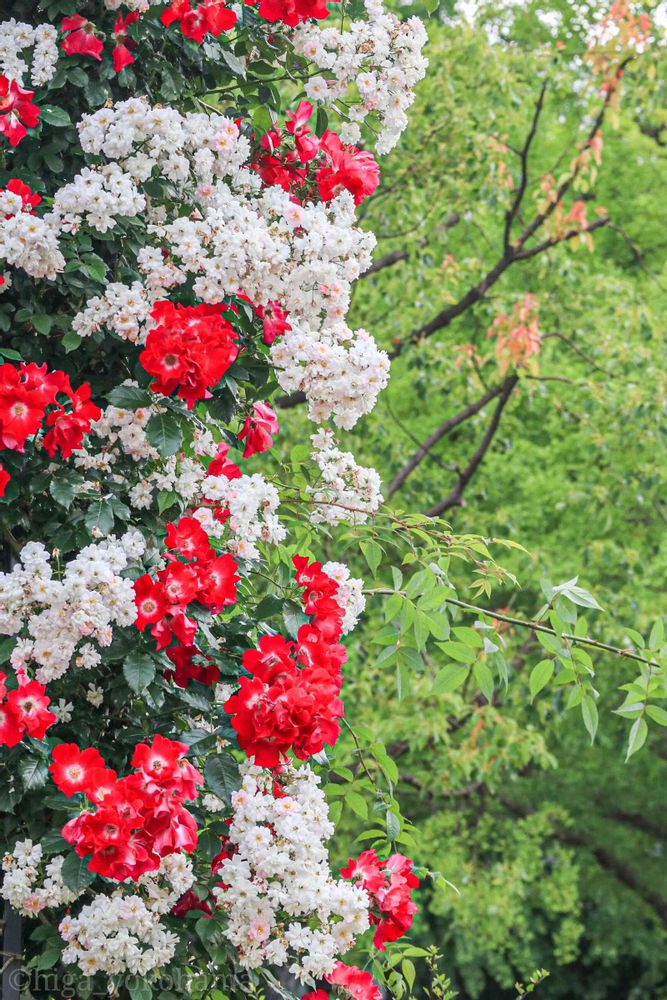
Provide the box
[341,849,419,949]
[72,281,152,344]
[0,20,58,88]
[224,555,351,766]
[0,532,142,683]
[214,762,370,979]
[305,962,383,1000]
[139,301,238,408]
[52,735,203,880]
[1,841,80,916]
[0,361,100,494]
[60,893,178,976]
[0,180,65,280]
[134,514,239,664]
[255,101,380,206]
[309,430,384,525]
[0,670,56,746]
[294,0,428,154]
[202,467,286,562]
[271,320,389,429]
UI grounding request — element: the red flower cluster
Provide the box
[0,76,40,147]
[51,736,203,880]
[224,556,347,767]
[112,13,140,72]
[139,301,238,409]
[0,672,57,747]
[134,515,239,684]
[254,102,379,206]
[254,301,292,346]
[61,15,104,60]
[247,0,338,26]
[0,362,100,496]
[161,0,237,42]
[303,963,382,1000]
[340,849,419,949]
[60,13,140,73]
[238,401,279,458]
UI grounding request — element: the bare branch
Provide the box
[425,376,518,516]
[503,80,548,251]
[386,379,510,497]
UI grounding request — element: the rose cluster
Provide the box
[0,671,56,747]
[50,735,202,880]
[223,555,351,767]
[134,514,239,657]
[255,100,380,206]
[139,301,239,408]
[341,849,419,949]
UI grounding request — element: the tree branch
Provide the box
[425,375,518,516]
[386,379,511,497]
[503,81,548,251]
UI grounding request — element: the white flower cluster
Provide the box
[309,430,383,525]
[60,893,178,977]
[52,164,146,234]
[0,211,65,281]
[77,98,250,191]
[322,561,366,634]
[73,281,152,344]
[0,532,144,683]
[201,473,286,561]
[214,762,369,981]
[0,20,58,87]
[1,842,81,917]
[143,185,375,333]
[295,0,428,154]
[75,402,158,474]
[271,321,389,429]
[136,854,195,915]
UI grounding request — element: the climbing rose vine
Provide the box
[0,0,426,995]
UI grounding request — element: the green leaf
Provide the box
[283,602,309,639]
[386,809,401,841]
[361,540,383,576]
[61,330,82,353]
[49,477,76,509]
[32,313,53,335]
[438,641,476,664]
[146,412,183,457]
[40,105,72,127]
[473,660,494,702]
[205,754,241,804]
[84,499,115,535]
[346,790,368,819]
[626,717,648,760]
[649,618,665,650]
[222,50,246,77]
[530,659,554,701]
[107,385,152,409]
[20,757,49,790]
[432,663,469,694]
[61,852,96,894]
[581,695,599,744]
[82,253,108,284]
[128,982,153,1000]
[646,705,667,726]
[123,654,156,693]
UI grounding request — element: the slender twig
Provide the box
[425,376,518,516]
[365,590,661,670]
[503,81,548,251]
[387,378,512,497]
